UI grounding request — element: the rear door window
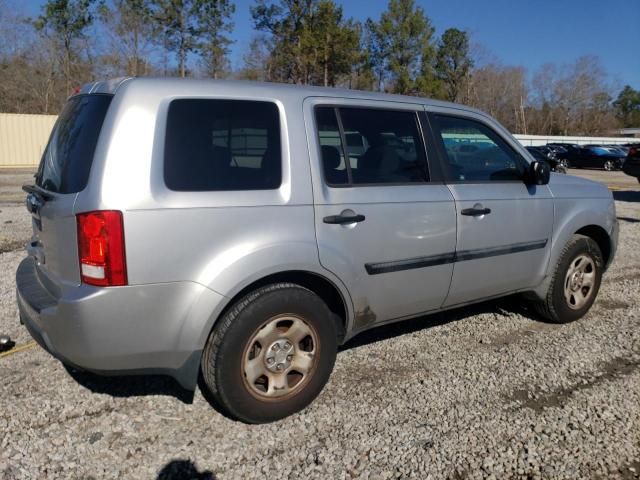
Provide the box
[164,99,282,191]
[36,94,112,193]
[315,106,429,186]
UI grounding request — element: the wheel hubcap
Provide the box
[242,315,318,399]
[264,339,294,373]
[564,254,596,310]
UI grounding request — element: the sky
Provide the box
[21,0,640,89]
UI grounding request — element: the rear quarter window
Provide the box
[36,94,113,193]
[164,99,282,191]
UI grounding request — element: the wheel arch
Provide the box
[574,224,612,267]
[172,268,353,391]
[214,270,351,344]
[531,210,615,302]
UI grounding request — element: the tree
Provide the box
[237,35,272,80]
[152,0,199,77]
[302,1,359,86]
[348,22,377,91]
[251,0,314,83]
[33,0,96,95]
[98,0,157,76]
[434,28,472,102]
[367,0,436,94]
[251,0,360,86]
[465,64,528,133]
[613,85,640,127]
[194,0,235,79]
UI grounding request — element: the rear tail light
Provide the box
[77,210,127,286]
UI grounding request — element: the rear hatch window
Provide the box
[36,94,112,193]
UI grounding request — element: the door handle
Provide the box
[461,207,491,216]
[323,214,366,225]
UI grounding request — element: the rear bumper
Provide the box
[16,256,225,389]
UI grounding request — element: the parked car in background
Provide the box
[16,78,618,423]
[547,143,583,168]
[545,144,570,169]
[525,146,567,173]
[571,145,626,171]
[622,144,640,183]
[603,145,629,156]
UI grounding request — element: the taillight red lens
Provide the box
[77,210,127,286]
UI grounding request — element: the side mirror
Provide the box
[526,160,550,185]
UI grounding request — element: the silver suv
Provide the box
[16,78,618,423]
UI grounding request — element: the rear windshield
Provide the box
[36,94,112,193]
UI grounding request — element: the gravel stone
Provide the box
[1,169,639,479]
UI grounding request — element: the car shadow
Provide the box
[617,216,640,223]
[613,190,640,203]
[340,294,540,351]
[64,366,195,404]
[156,460,215,480]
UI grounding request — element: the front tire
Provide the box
[604,159,615,171]
[201,283,337,423]
[534,235,603,324]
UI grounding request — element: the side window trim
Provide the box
[417,111,445,183]
[334,107,353,185]
[314,104,433,188]
[427,111,528,184]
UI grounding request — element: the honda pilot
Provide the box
[17,78,618,423]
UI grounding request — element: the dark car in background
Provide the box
[622,144,640,183]
[547,143,583,168]
[548,144,625,171]
[578,145,626,170]
[525,146,567,173]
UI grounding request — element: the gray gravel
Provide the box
[1,170,639,479]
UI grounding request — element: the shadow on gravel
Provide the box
[506,356,640,413]
[617,216,640,223]
[340,295,539,351]
[157,460,215,479]
[613,190,640,203]
[64,366,194,404]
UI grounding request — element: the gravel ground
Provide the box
[1,169,639,479]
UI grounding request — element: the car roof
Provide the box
[77,76,486,115]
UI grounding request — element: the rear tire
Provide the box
[201,283,337,423]
[533,235,603,324]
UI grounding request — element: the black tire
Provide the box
[534,235,603,323]
[201,283,337,423]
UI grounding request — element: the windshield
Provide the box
[36,94,112,193]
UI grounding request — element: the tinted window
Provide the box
[340,108,428,184]
[434,115,525,182]
[315,107,428,186]
[316,107,349,185]
[164,99,281,191]
[36,94,112,193]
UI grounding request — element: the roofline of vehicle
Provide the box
[76,76,487,116]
